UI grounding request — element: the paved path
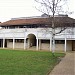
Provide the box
[49,51,75,75]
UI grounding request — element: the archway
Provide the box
[26,34,36,48]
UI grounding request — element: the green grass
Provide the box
[0,49,65,75]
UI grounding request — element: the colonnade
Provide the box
[2,38,67,52]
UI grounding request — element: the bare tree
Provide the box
[34,0,70,53]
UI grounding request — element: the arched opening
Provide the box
[26,34,36,48]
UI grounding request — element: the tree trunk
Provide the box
[52,33,55,53]
[51,0,55,53]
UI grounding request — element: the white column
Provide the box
[39,39,41,50]
[13,38,15,49]
[36,38,39,50]
[50,38,52,51]
[24,39,26,49]
[3,38,5,48]
[65,38,67,52]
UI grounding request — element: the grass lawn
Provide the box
[0,49,65,75]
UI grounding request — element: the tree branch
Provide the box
[55,27,67,34]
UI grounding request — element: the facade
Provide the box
[0,15,75,52]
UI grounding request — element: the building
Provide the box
[0,15,75,52]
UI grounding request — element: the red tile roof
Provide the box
[0,17,75,27]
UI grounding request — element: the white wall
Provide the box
[0,28,75,40]
[0,27,75,51]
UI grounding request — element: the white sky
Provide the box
[0,0,75,22]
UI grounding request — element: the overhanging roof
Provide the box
[0,16,75,27]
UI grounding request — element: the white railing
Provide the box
[0,28,75,39]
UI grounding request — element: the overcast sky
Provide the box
[0,0,75,22]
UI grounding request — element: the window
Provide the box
[55,40,65,44]
[15,39,24,43]
[41,40,50,43]
[9,39,13,42]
